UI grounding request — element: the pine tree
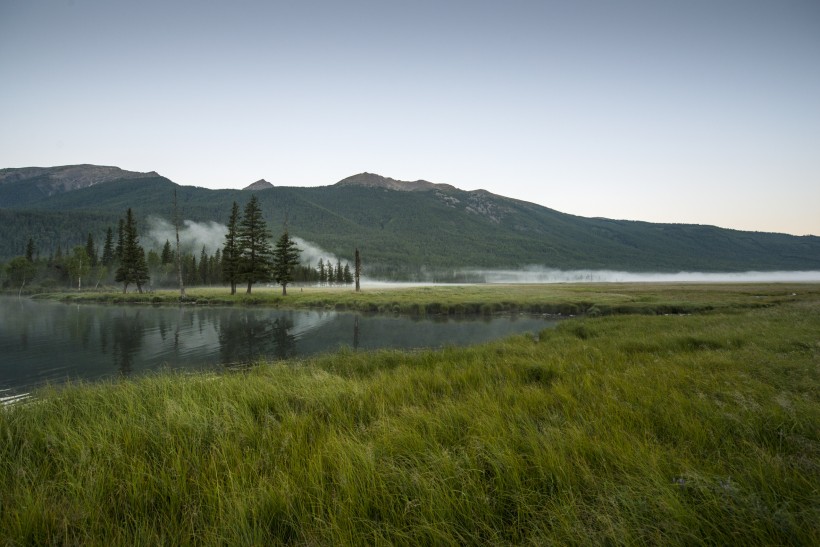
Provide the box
[238,196,273,294]
[25,238,35,263]
[115,218,125,263]
[355,248,361,292]
[114,208,150,293]
[335,259,343,284]
[271,230,301,295]
[317,258,325,286]
[101,227,115,267]
[199,246,209,285]
[160,240,173,265]
[343,263,352,284]
[85,233,98,267]
[186,254,198,286]
[222,201,242,295]
[210,249,222,285]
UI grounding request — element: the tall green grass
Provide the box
[1,298,818,544]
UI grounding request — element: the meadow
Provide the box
[40,281,820,316]
[2,284,818,544]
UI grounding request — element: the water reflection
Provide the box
[0,296,556,395]
[111,311,144,377]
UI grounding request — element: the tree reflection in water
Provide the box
[218,311,296,366]
[111,311,144,377]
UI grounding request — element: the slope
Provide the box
[2,171,819,274]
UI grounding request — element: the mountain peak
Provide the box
[334,172,457,192]
[243,179,274,191]
[0,164,160,199]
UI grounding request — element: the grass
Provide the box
[36,281,820,316]
[2,287,818,544]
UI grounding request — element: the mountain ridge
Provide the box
[1,164,818,276]
[334,172,459,193]
[0,164,158,196]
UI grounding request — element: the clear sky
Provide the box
[2,0,818,236]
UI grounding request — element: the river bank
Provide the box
[32,282,820,316]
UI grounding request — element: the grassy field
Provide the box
[3,285,819,544]
[38,281,820,316]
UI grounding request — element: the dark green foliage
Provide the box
[5,256,36,291]
[271,231,301,295]
[101,227,115,267]
[160,240,173,265]
[238,196,273,294]
[25,238,35,262]
[222,202,242,295]
[355,248,361,291]
[67,245,91,290]
[199,246,208,285]
[114,208,150,293]
[115,218,125,263]
[317,258,326,284]
[85,233,98,267]
[334,258,343,283]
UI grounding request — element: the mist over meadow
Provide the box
[459,268,820,284]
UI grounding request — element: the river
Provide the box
[0,296,556,399]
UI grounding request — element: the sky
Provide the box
[1,0,819,236]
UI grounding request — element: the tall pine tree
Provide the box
[272,230,301,295]
[222,201,242,295]
[25,238,35,262]
[115,218,125,263]
[355,248,361,291]
[238,196,273,294]
[160,240,173,265]
[85,233,98,268]
[101,227,115,267]
[114,208,150,293]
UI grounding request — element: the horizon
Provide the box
[1,1,818,237]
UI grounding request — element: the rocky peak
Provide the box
[0,164,160,197]
[334,172,457,192]
[243,179,275,191]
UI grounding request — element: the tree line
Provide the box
[2,195,362,295]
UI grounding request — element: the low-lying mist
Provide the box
[145,217,228,254]
[291,237,341,265]
[143,221,348,268]
[458,268,820,284]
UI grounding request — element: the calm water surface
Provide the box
[0,296,556,398]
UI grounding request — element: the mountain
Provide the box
[0,164,158,207]
[243,179,274,191]
[1,165,819,277]
[335,172,457,192]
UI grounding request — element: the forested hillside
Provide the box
[2,167,820,276]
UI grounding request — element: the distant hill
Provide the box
[1,165,819,277]
[0,164,158,207]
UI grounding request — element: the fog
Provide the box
[145,217,227,254]
[457,268,820,284]
[291,237,340,266]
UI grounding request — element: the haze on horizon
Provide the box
[1,0,818,237]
